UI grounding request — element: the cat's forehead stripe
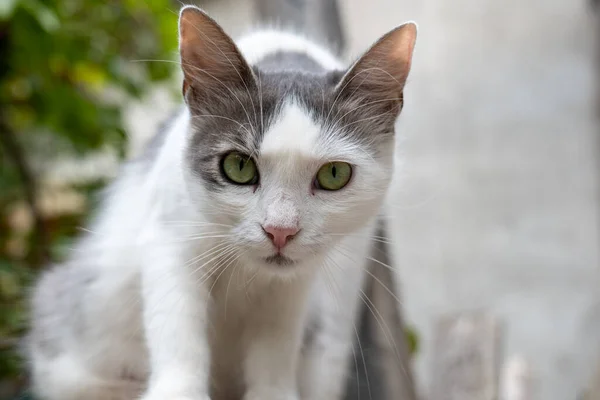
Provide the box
[260,102,320,157]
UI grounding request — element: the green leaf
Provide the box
[15,391,36,400]
[21,0,60,31]
[73,62,107,89]
[0,0,19,20]
[20,393,36,400]
[405,326,420,356]
[0,270,20,299]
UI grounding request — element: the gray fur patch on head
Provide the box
[184,56,400,192]
[255,51,326,74]
[185,74,280,191]
[179,10,414,193]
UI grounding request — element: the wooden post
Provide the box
[253,0,346,55]
[366,221,419,400]
[431,312,502,400]
[341,221,419,400]
[500,355,535,400]
[581,361,600,400]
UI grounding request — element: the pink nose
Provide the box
[262,225,299,250]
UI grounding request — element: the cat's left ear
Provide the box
[336,22,417,109]
[178,6,255,104]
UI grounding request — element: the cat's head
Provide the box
[178,6,416,275]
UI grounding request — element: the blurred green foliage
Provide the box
[405,326,419,356]
[0,0,178,392]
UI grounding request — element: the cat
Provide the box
[25,5,416,400]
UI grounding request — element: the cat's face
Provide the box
[184,76,395,271]
[178,6,416,275]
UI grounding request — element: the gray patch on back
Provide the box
[255,51,326,74]
[26,264,99,358]
[137,107,183,165]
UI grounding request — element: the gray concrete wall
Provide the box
[350,0,600,398]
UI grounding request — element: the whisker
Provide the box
[325,232,394,245]
[357,289,412,381]
[353,321,372,400]
[169,234,235,244]
[184,241,233,269]
[358,289,400,359]
[332,246,404,308]
[224,251,247,319]
[330,96,402,129]
[207,249,242,297]
[337,111,395,132]
[191,244,238,276]
[162,220,234,227]
[322,258,361,399]
[194,246,239,287]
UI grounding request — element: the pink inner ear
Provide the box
[178,6,254,98]
[388,23,417,78]
[338,22,417,98]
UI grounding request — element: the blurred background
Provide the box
[0,0,598,399]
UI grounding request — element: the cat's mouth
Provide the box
[263,254,296,267]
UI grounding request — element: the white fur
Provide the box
[28,27,394,400]
[236,30,344,70]
[261,102,320,157]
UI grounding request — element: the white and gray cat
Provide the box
[25,6,416,400]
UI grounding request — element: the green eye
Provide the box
[222,152,258,184]
[315,162,352,191]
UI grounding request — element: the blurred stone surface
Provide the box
[360,1,600,399]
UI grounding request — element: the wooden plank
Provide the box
[500,355,535,400]
[431,312,502,400]
[343,220,418,400]
[365,220,419,400]
[253,0,346,54]
[581,361,600,400]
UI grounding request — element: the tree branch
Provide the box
[0,25,49,265]
[0,119,50,265]
[0,337,20,350]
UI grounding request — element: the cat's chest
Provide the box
[206,265,261,342]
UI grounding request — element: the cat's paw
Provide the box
[140,394,211,400]
[141,374,210,400]
[140,387,211,400]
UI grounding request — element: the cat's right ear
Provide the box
[178,6,255,105]
[335,22,417,112]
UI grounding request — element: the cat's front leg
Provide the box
[243,281,311,400]
[298,252,367,400]
[140,241,212,400]
[298,327,355,400]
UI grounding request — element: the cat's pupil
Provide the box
[332,165,337,178]
[239,159,244,171]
